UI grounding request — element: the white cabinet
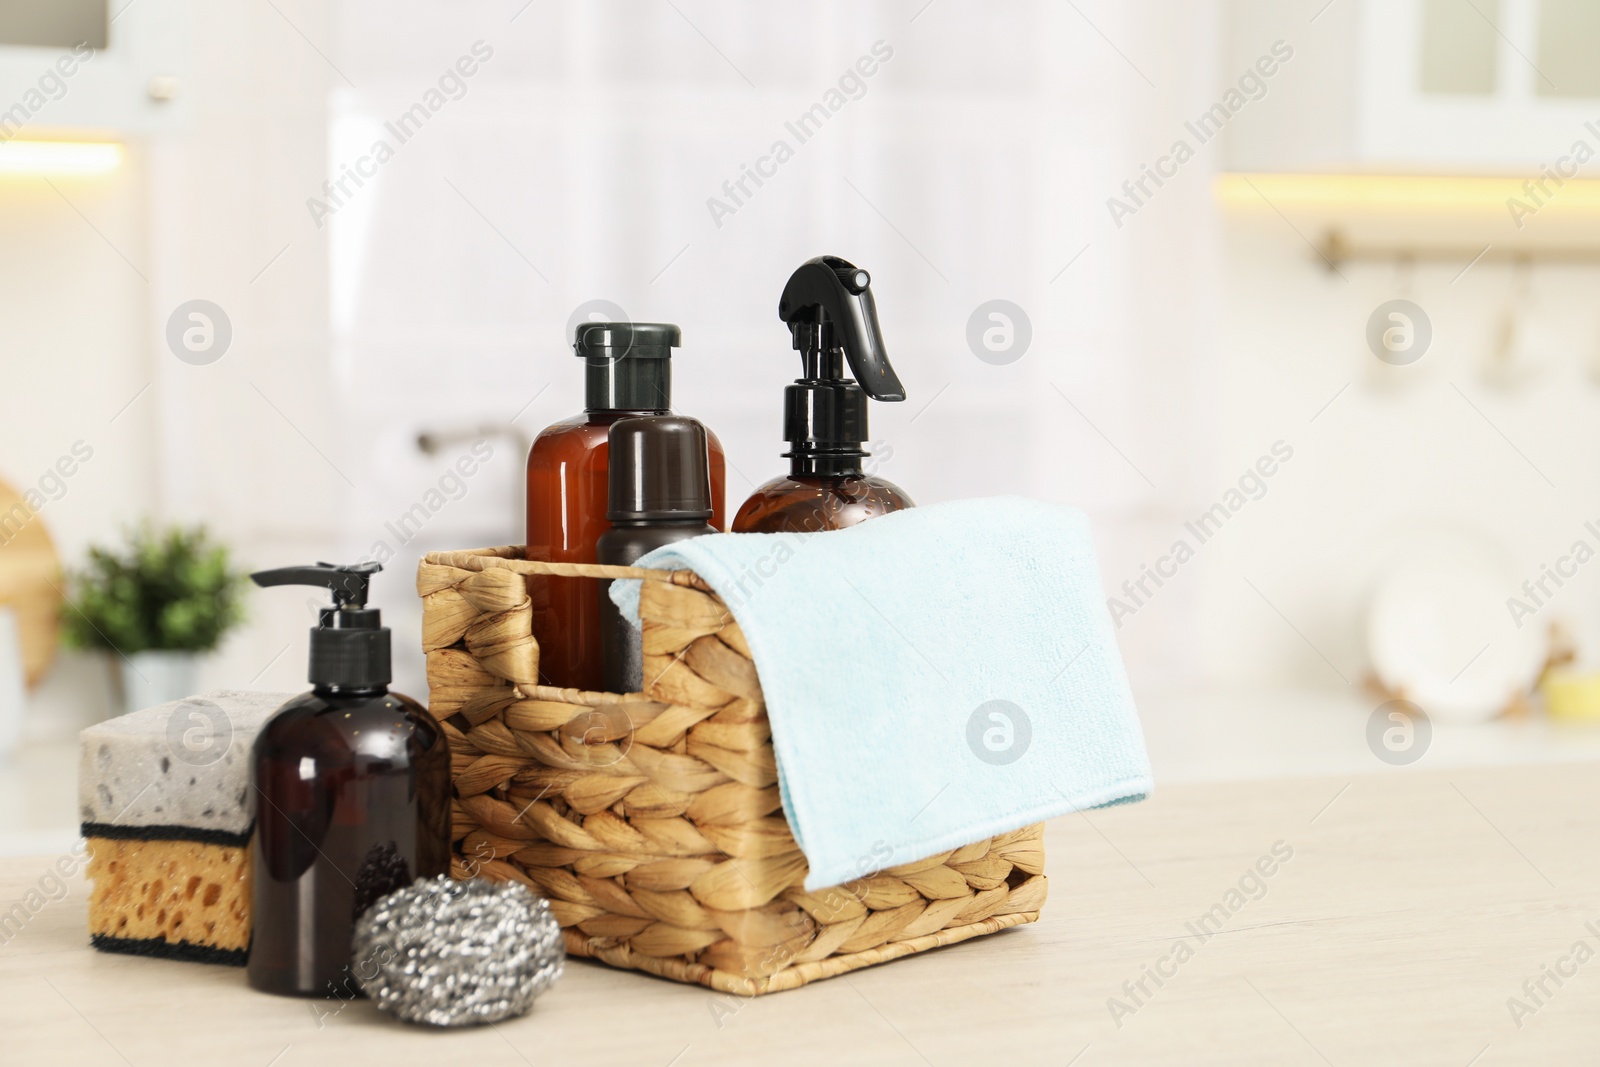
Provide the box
[1226,0,1600,171]
[0,0,189,138]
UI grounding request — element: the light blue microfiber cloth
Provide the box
[610,495,1152,891]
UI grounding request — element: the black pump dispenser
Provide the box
[251,561,390,690]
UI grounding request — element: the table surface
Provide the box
[4,760,1595,1066]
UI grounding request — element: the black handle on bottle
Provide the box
[778,255,905,401]
[251,561,380,609]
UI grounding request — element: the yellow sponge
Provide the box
[78,690,289,965]
[86,837,251,964]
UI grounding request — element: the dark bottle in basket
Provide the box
[597,415,718,693]
[246,562,449,997]
[732,256,914,534]
[526,322,727,691]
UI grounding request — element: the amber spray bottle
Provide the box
[246,562,449,998]
[732,255,913,533]
[526,322,726,690]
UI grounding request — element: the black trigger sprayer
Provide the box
[730,254,915,533]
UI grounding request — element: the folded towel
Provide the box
[611,495,1152,891]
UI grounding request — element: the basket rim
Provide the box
[422,544,682,582]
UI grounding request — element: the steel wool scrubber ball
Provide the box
[352,876,564,1027]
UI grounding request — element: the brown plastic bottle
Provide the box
[597,415,718,692]
[526,323,725,690]
[249,688,448,998]
[246,563,449,999]
[733,256,912,534]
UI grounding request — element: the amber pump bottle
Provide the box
[732,256,913,533]
[246,562,449,998]
[526,323,726,690]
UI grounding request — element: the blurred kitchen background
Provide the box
[7,0,1600,854]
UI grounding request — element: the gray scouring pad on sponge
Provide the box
[78,690,290,965]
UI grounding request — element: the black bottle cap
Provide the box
[251,562,390,689]
[576,322,678,412]
[607,415,714,522]
[783,382,867,455]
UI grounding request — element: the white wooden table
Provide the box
[3,761,1594,1065]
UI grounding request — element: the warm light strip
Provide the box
[1216,172,1600,213]
[0,140,122,175]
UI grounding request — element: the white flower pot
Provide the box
[0,608,26,760]
[118,650,201,716]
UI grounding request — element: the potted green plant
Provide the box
[63,524,245,715]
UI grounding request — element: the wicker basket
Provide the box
[418,546,1047,995]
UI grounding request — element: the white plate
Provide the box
[1367,540,1546,723]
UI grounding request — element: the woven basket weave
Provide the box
[418,546,1047,995]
